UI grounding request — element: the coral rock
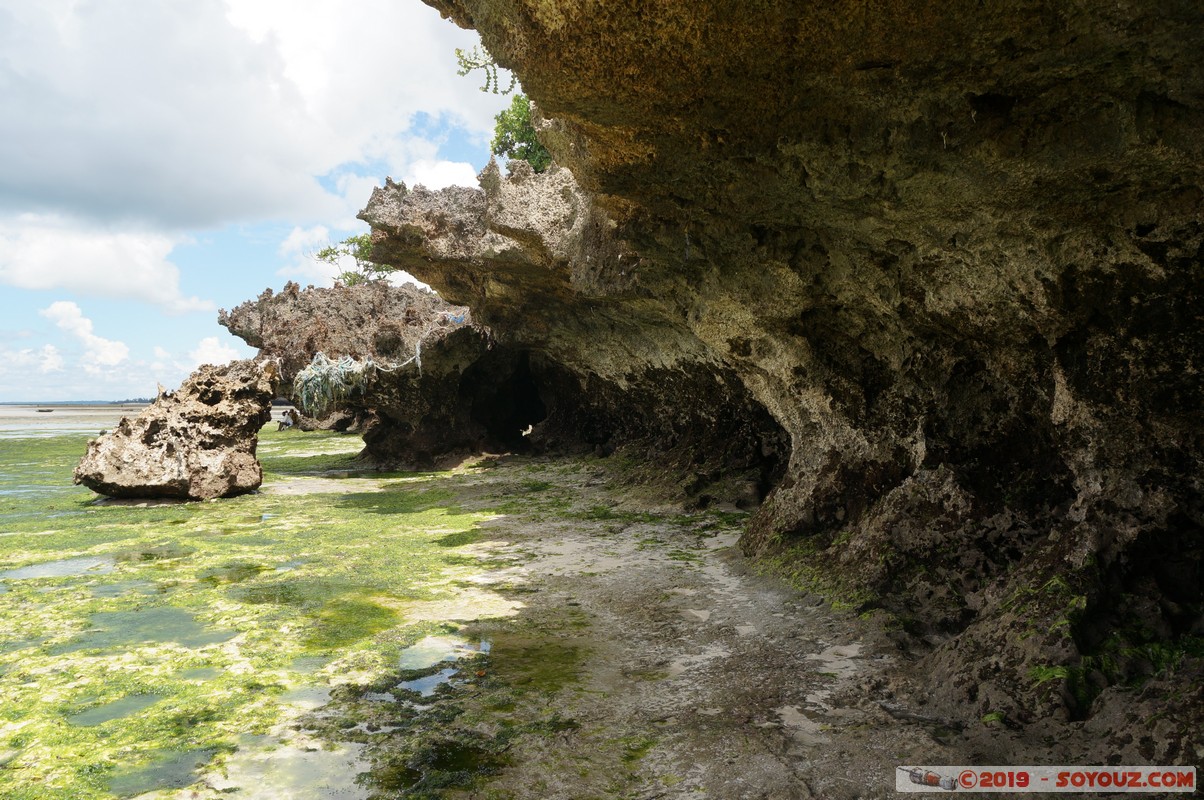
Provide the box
[220,281,542,467]
[73,360,279,500]
[378,0,1204,743]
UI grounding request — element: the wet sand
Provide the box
[0,404,145,439]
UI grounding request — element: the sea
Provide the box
[0,403,147,439]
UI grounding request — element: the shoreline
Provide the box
[0,404,147,440]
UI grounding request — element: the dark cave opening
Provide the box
[462,349,548,450]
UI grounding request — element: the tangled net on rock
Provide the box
[294,354,374,417]
[292,310,472,416]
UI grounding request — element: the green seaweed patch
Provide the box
[299,611,596,797]
[261,451,363,475]
[1046,630,1204,714]
[114,541,197,563]
[486,636,586,697]
[433,530,480,548]
[198,560,270,584]
[755,539,874,612]
[337,485,461,516]
[106,747,220,798]
[369,733,505,798]
[619,734,658,764]
[0,429,498,799]
[1,433,736,798]
[980,710,1008,725]
[305,596,402,651]
[571,504,656,523]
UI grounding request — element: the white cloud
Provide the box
[0,343,64,376]
[0,0,501,400]
[272,222,434,290]
[405,160,482,190]
[223,0,502,146]
[331,173,391,228]
[276,261,339,286]
[0,2,326,226]
[0,335,250,402]
[386,271,432,292]
[275,223,341,285]
[0,0,500,228]
[0,215,213,313]
[6,355,168,401]
[38,344,64,373]
[39,301,130,368]
[188,336,241,369]
[281,224,331,257]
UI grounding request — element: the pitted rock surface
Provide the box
[363,160,787,499]
[220,280,552,467]
[73,360,278,500]
[219,280,473,382]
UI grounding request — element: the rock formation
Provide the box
[347,0,1203,761]
[362,162,787,499]
[74,360,278,500]
[220,280,555,467]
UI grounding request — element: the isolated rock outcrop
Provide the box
[355,0,1204,761]
[74,360,278,500]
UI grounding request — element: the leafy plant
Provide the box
[491,94,552,173]
[1028,664,1070,685]
[455,45,552,172]
[455,45,517,94]
[313,234,393,286]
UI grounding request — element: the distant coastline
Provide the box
[0,400,150,406]
[0,403,148,438]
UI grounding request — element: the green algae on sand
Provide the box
[0,427,493,799]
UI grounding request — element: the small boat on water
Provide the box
[36,409,54,413]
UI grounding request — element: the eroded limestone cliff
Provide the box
[220,281,553,467]
[353,0,1202,760]
[362,162,788,501]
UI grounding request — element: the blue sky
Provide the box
[0,0,507,401]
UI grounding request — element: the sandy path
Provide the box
[409,458,962,800]
[247,455,980,800]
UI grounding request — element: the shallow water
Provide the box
[0,423,499,799]
[279,686,333,709]
[68,694,165,727]
[398,634,491,670]
[397,666,461,697]
[52,607,238,653]
[0,555,114,580]
[0,419,765,800]
[107,747,218,798]
[210,738,370,800]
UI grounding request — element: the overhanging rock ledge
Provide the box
[354,0,1204,761]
